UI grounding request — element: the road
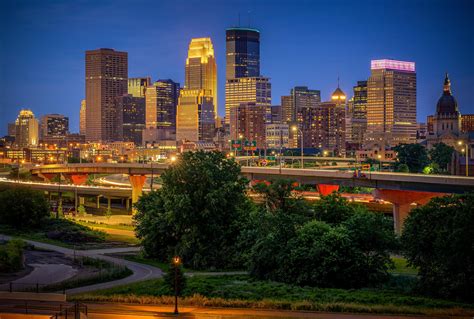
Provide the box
[0,235,163,294]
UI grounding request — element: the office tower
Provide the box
[128,77,151,98]
[225,77,271,124]
[366,59,416,148]
[349,81,368,148]
[266,123,289,149]
[281,95,293,124]
[226,27,260,79]
[7,123,16,137]
[185,38,217,117]
[115,94,145,145]
[270,105,282,124]
[292,86,321,122]
[15,109,39,147]
[230,102,267,149]
[85,48,128,142]
[461,114,474,133]
[79,99,86,135]
[145,80,180,137]
[176,89,215,142]
[40,114,69,139]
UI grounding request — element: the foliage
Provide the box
[77,205,87,217]
[0,239,25,272]
[162,261,187,296]
[43,218,106,243]
[8,168,32,181]
[429,142,454,171]
[134,151,252,270]
[422,163,440,175]
[393,144,429,173]
[0,188,50,228]
[396,163,410,173]
[105,207,112,220]
[401,194,474,302]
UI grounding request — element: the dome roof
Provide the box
[436,73,459,115]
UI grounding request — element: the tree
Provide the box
[393,144,429,173]
[162,261,187,296]
[134,151,251,270]
[0,188,50,228]
[429,142,454,171]
[313,193,361,225]
[401,194,474,301]
[397,163,409,173]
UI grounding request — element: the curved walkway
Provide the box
[0,235,163,295]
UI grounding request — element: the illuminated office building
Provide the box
[176,89,215,142]
[79,99,86,135]
[349,81,368,148]
[128,77,151,98]
[281,95,293,124]
[266,123,289,149]
[225,77,271,124]
[185,38,217,117]
[85,48,128,142]
[226,27,260,79]
[293,86,321,122]
[230,102,267,149]
[366,59,416,148]
[15,109,39,147]
[116,94,145,145]
[145,80,180,140]
[40,114,69,139]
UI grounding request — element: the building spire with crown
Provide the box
[444,72,451,94]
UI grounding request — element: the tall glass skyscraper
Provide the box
[226,28,260,79]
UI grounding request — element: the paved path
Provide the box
[0,235,163,295]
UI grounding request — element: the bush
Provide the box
[0,239,25,272]
[401,194,474,302]
[43,218,106,243]
[162,261,187,296]
[0,188,50,228]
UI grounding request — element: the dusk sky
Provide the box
[1,0,473,135]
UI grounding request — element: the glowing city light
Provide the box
[371,59,415,72]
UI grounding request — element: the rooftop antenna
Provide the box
[337,76,340,88]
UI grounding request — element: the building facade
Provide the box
[15,109,39,147]
[366,59,417,148]
[230,102,267,149]
[40,114,69,140]
[266,123,289,149]
[176,89,215,142]
[115,94,145,145]
[226,27,260,79]
[349,81,368,148]
[128,77,151,98]
[85,48,128,142]
[80,99,86,135]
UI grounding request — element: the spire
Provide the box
[337,76,340,88]
[443,72,451,94]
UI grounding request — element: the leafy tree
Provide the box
[422,163,440,175]
[396,163,409,173]
[401,194,474,301]
[0,188,50,228]
[0,239,25,272]
[393,144,429,173]
[429,142,454,171]
[77,205,86,217]
[313,193,361,225]
[134,151,251,270]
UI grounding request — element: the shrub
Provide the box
[0,188,50,228]
[0,239,25,272]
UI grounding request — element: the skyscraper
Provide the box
[366,59,416,148]
[281,95,293,124]
[85,48,128,142]
[115,94,145,145]
[79,99,86,135]
[145,80,180,134]
[128,77,151,98]
[350,81,368,148]
[230,102,267,149]
[185,38,217,117]
[40,114,69,139]
[176,89,215,142]
[15,109,39,147]
[226,27,260,79]
[292,86,321,122]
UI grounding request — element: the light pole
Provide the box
[291,126,304,169]
[377,154,382,171]
[172,256,181,314]
[458,141,469,177]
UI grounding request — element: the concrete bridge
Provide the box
[27,163,474,233]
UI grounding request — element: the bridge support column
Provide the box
[96,196,100,209]
[125,198,130,211]
[374,189,444,234]
[129,175,146,214]
[317,184,339,196]
[107,198,111,211]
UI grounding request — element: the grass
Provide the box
[71,275,474,316]
[391,256,418,275]
[105,233,140,245]
[74,220,134,231]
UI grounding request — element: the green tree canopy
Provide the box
[429,142,454,171]
[401,194,474,301]
[0,188,50,228]
[134,151,252,270]
[393,144,429,173]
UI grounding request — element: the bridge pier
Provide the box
[317,184,340,196]
[96,195,101,208]
[374,189,444,234]
[129,175,146,214]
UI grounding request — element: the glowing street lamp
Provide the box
[291,126,304,168]
[458,141,469,177]
[170,156,177,163]
[172,256,181,314]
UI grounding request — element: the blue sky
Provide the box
[1,0,473,134]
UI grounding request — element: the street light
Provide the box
[377,154,382,171]
[172,256,181,314]
[291,126,304,168]
[170,156,177,163]
[458,141,469,177]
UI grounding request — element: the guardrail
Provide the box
[50,302,88,319]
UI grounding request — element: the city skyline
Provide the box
[1,0,473,135]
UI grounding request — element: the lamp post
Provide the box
[458,141,469,177]
[377,154,382,171]
[172,256,181,314]
[291,126,304,168]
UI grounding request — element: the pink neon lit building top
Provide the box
[371,59,415,72]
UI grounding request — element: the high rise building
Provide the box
[281,95,293,124]
[40,114,69,139]
[145,80,180,136]
[292,86,321,122]
[15,109,39,147]
[185,38,217,117]
[226,27,260,79]
[225,77,271,124]
[270,105,282,124]
[128,77,151,98]
[366,59,416,148]
[79,99,86,135]
[176,89,215,142]
[266,123,289,149]
[350,81,368,148]
[115,94,145,145]
[230,102,267,149]
[85,48,128,142]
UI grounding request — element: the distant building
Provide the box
[226,27,260,79]
[115,94,145,145]
[79,99,86,135]
[176,89,215,142]
[349,81,367,149]
[145,79,180,138]
[266,123,289,149]
[366,59,417,148]
[85,48,128,142]
[7,123,16,137]
[281,95,293,124]
[461,114,474,133]
[270,105,282,124]
[230,102,267,149]
[15,109,39,147]
[40,114,69,140]
[128,77,151,98]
